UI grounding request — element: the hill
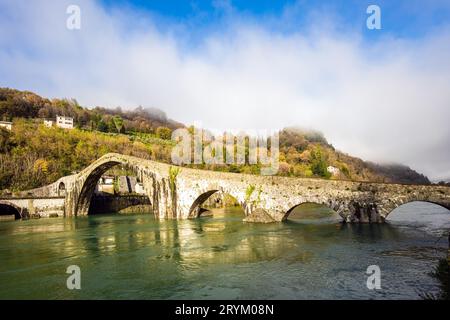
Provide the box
[277,127,430,184]
[366,162,430,185]
[0,88,430,192]
[0,87,183,133]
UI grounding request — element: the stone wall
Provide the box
[0,197,65,218]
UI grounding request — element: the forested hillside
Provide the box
[0,87,183,133]
[0,88,430,193]
[276,127,429,184]
[0,120,174,191]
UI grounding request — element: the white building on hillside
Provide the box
[95,176,115,195]
[56,115,74,129]
[327,166,340,176]
[0,121,12,130]
[44,119,53,128]
[135,182,146,194]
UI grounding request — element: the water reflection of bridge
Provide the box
[8,208,420,274]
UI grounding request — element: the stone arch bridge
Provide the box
[3,153,450,223]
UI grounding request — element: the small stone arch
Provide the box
[283,200,342,221]
[382,199,450,220]
[0,201,24,220]
[188,188,245,218]
[58,182,66,197]
[281,197,349,221]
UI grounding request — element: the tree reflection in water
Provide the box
[421,258,449,300]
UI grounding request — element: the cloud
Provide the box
[0,0,449,180]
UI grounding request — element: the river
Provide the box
[0,202,448,299]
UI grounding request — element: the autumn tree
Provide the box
[112,115,124,133]
[156,126,172,140]
[0,127,14,153]
[309,147,331,178]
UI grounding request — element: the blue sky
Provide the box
[99,0,450,39]
[1,0,450,179]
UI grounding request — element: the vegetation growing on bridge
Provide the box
[168,166,180,194]
[245,185,256,203]
[245,184,262,207]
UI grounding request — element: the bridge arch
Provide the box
[283,200,344,222]
[188,187,246,218]
[72,156,153,217]
[282,198,348,221]
[382,199,450,220]
[75,160,122,215]
[0,201,24,220]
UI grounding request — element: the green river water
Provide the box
[0,202,448,299]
